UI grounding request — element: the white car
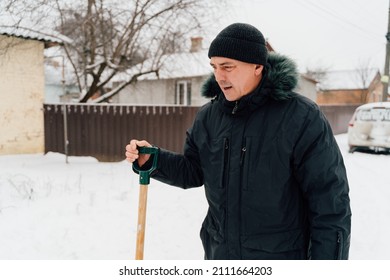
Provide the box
[348,102,390,153]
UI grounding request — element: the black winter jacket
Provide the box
[138,53,351,260]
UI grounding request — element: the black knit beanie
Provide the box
[208,23,268,65]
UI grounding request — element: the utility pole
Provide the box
[382,0,390,102]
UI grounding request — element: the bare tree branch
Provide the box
[1,0,223,103]
[92,69,158,103]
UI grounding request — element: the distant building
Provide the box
[0,25,69,154]
[296,74,318,102]
[112,37,212,106]
[316,68,382,105]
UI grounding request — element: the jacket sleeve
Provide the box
[134,127,204,189]
[293,105,351,259]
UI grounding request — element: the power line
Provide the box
[336,0,383,29]
[295,0,384,41]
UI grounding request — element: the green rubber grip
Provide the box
[134,146,159,185]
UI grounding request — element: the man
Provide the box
[126,23,351,260]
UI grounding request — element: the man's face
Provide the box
[210,57,263,101]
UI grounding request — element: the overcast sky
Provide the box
[211,0,389,73]
[1,0,387,74]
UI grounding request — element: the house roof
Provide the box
[0,25,72,47]
[111,38,276,84]
[319,68,380,91]
[157,50,212,79]
[111,50,212,84]
[140,50,212,81]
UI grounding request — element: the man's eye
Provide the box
[224,66,234,71]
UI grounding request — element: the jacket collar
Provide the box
[218,78,267,115]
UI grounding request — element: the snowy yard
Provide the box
[0,134,389,260]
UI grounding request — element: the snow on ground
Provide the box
[0,134,389,260]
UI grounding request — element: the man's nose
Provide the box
[214,68,226,83]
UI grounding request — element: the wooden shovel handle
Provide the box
[135,184,148,260]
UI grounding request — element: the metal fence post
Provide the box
[63,104,69,164]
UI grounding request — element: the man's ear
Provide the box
[255,65,264,76]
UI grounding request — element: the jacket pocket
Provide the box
[241,229,308,259]
[200,211,226,259]
[200,137,229,189]
[242,136,292,192]
[201,210,224,243]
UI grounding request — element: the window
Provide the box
[356,108,390,122]
[175,80,191,105]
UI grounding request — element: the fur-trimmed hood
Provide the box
[201,52,299,101]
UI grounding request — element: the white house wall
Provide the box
[114,79,168,104]
[114,76,210,106]
[295,77,317,102]
[0,35,44,154]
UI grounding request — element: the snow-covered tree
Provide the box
[1,0,222,103]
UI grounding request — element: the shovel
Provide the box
[133,146,159,260]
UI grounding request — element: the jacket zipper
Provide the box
[238,141,247,258]
[222,138,230,188]
[223,138,230,255]
[232,101,239,114]
[239,145,247,166]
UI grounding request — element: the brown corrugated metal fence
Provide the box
[43,104,199,162]
[43,103,359,162]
